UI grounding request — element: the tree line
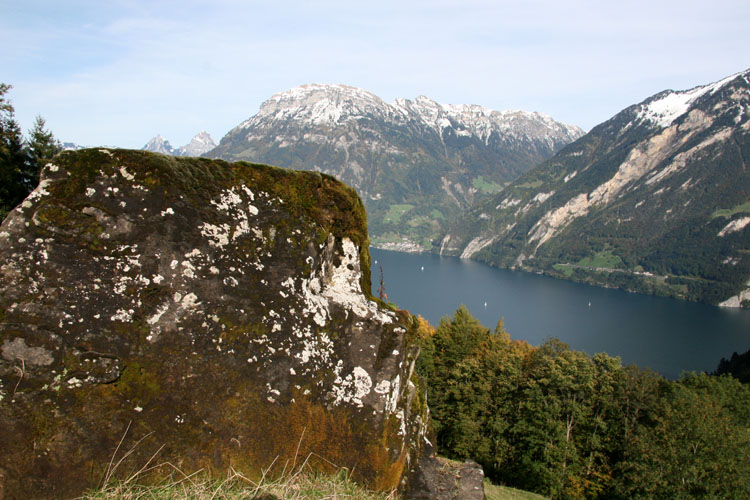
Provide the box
[1,83,62,220]
[414,306,750,499]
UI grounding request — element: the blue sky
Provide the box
[3,0,749,149]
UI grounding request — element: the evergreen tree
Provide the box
[0,84,28,220]
[26,115,62,188]
[0,84,61,220]
[715,348,750,383]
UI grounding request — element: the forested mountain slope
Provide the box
[444,69,750,306]
[206,84,583,251]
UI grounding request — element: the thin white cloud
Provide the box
[3,0,749,147]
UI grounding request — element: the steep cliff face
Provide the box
[0,149,430,499]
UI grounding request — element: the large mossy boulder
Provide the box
[0,149,430,499]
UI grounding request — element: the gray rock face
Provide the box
[0,149,431,499]
[177,131,217,157]
[406,456,486,500]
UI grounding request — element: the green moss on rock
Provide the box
[0,149,429,499]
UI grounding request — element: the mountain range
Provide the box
[203,84,583,250]
[142,131,217,157]
[442,70,750,306]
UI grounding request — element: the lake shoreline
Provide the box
[371,247,750,380]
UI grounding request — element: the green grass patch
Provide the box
[370,232,406,245]
[553,263,575,278]
[484,478,548,500]
[382,204,415,224]
[711,201,750,219]
[576,251,623,269]
[473,176,505,194]
[407,215,439,228]
[430,209,445,220]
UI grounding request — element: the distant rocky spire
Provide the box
[141,132,217,157]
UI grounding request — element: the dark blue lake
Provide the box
[370,248,750,379]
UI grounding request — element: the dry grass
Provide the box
[79,425,398,500]
[81,466,398,500]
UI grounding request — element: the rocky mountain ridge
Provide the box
[444,69,750,306]
[206,84,584,251]
[142,131,217,157]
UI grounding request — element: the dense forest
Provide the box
[413,306,750,500]
[715,348,750,383]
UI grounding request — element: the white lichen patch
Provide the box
[318,238,395,324]
[25,179,53,204]
[67,377,83,388]
[147,302,170,325]
[119,166,136,181]
[110,308,134,322]
[180,293,200,309]
[330,366,372,407]
[296,331,334,366]
[181,260,196,278]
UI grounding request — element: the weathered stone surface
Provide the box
[0,149,430,499]
[405,453,486,500]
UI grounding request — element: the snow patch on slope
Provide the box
[638,71,743,127]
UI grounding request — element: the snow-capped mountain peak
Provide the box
[253,83,390,126]
[243,84,584,145]
[637,69,750,128]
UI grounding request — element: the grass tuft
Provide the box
[80,464,398,500]
[80,427,396,500]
